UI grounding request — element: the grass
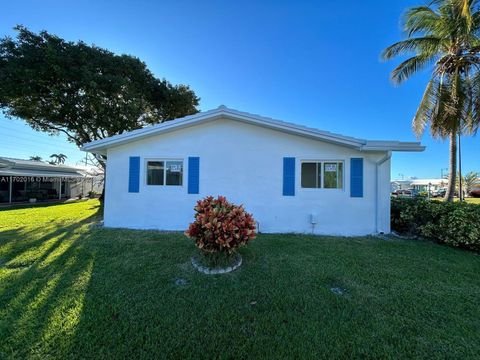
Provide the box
[0,200,479,359]
[465,197,480,204]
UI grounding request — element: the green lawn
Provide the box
[1,200,479,359]
[465,197,480,204]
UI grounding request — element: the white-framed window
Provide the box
[301,161,343,189]
[146,160,183,186]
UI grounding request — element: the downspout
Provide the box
[375,151,391,234]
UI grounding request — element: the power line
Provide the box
[0,128,78,151]
[0,134,77,151]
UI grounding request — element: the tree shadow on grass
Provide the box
[0,211,100,269]
[0,211,100,358]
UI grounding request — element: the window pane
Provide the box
[301,163,317,188]
[166,161,183,186]
[147,161,164,185]
[324,162,339,188]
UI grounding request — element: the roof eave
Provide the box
[361,141,425,152]
[81,109,367,152]
[80,107,425,154]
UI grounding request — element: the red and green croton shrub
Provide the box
[185,196,256,254]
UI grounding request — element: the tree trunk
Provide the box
[95,155,106,204]
[444,132,457,202]
[99,184,105,203]
[99,165,106,204]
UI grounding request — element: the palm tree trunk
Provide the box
[444,132,457,202]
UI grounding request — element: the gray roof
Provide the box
[81,106,425,155]
[0,157,87,177]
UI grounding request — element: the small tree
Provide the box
[457,171,480,196]
[29,156,42,162]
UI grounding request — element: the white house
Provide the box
[82,106,425,236]
[391,178,448,193]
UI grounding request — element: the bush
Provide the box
[418,191,428,197]
[185,195,256,255]
[391,197,480,252]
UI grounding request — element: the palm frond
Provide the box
[404,6,441,36]
[460,0,473,30]
[390,55,436,84]
[381,37,442,60]
[468,71,480,132]
[470,8,480,31]
[430,77,453,138]
[412,78,436,136]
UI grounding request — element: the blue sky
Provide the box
[0,0,478,178]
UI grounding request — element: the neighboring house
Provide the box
[0,157,96,204]
[411,179,448,193]
[82,106,425,235]
[390,180,413,192]
[391,178,448,193]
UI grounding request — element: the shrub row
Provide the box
[391,197,480,252]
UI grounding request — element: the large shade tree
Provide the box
[382,0,480,201]
[0,26,200,168]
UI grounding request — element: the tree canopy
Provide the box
[0,26,200,153]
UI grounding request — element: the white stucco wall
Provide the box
[103,118,391,236]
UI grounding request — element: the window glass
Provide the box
[323,162,343,189]
[147,161,164,185]
[301,162,319,188]
[166,161,183,186]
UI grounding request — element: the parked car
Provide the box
[470,189,480,198]
[431,188,446,198]
[391,189,419,197]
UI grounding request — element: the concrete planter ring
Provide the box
[191,252,242,275]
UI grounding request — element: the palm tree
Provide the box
[29,156,42,161]
[50,153,67,164]
[382,0,480,201]
[457,171,480,195]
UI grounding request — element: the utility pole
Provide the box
[458,133,463,202]
[441,168,448,179]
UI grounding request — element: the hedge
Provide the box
[391,197,480,252]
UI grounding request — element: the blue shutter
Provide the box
[128,156,140,193]
[188,157,200,194]
[350,158,363,197]
[283,157,295,196]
